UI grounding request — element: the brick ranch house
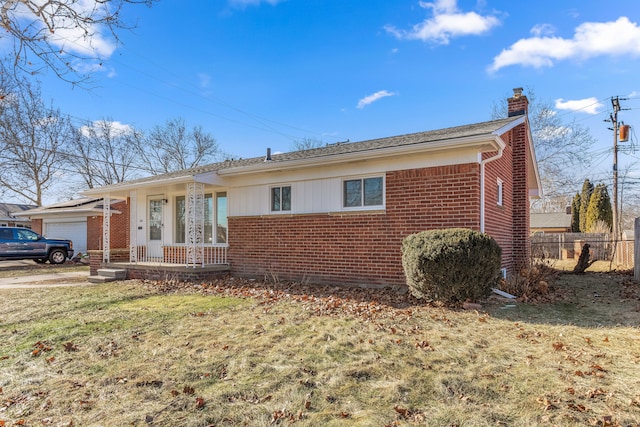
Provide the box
[83,88,540,286]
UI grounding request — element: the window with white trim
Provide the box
[271,186,291,212]
[343,176,384,208]
[175,192,227,244]
[497,178,504,206]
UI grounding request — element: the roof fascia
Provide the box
[218,134,505,177]
[13,208,122,217]
[80,176,194,197]
[526,118,543,198]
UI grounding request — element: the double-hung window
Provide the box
[271,186,291,212]
[343,176,383,208]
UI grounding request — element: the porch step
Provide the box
[88,268,128,284]
[88,275,116,284]
[97,268,127,280]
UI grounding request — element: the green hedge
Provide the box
[401,228,502,304]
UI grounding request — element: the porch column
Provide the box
[186,182,205,267]
[129,190,138,263]
[102,196,111,263]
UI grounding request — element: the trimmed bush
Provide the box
[401,228,502,304]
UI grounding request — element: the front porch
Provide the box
[88,248,231,283]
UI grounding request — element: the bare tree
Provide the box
[135,117,220,174]
[66,118,144,188]
[0,0,156,83]
[491,87,596,211]
[0,72,74,205]
[291,137,324,151]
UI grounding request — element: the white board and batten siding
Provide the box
[227,147,480,217]
[229,177,346,217]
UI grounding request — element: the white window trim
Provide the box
[341,175,385,211]
[270,184,292,213]
[497,178,504,206]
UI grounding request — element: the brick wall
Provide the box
[31,219,43,234]
[87,199,130,251]
[228,163,481,287]
[507,89,531,270]
[484,130,515,272]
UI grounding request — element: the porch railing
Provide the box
[129,244,228,266]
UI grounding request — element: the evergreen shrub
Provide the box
[401,228,502,304]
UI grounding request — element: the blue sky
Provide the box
[35,0,640,191]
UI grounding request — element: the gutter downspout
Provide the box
[480,147,504,233]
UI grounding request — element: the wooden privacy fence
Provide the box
[530,232,634,268]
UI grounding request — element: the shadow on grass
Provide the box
[486,270,640,328]
[150,269,640,328]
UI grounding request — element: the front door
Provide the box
[148,197,164,261]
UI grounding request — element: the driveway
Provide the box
[0,261,92,289]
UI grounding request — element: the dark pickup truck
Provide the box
[0,227,74,264]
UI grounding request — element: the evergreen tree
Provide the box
[571,192,581,232]
[579,179,594,232]
[585,184,613,232]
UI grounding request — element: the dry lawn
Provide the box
[0,271,639,426]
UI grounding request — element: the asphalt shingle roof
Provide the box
[86,115,522,193]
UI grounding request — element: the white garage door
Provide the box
[45,221,87,255]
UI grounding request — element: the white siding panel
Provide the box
[229,185,269,216]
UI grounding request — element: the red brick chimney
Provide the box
[508,87,528,116]
[508,87,531,271]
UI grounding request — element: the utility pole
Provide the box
[611,96,620,241]
[607,96,629,241]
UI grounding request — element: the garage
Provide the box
[13,198,121,258]
[45,220,87,255]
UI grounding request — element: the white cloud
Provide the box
[555,97,603,115]
[385,0,501,44]
[357,90,397,109]
[530,23,555,37]
[12,0,118,58]
[489,17,640,72]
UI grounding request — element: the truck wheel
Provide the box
[49,249,67,264]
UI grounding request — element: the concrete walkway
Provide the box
[0,269,92,289]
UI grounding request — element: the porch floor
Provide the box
[101,262,230,282]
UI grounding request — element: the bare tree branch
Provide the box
[0,68,74,204]
[491,87,596,211]
[66,118,143,187]
[135,117,221,175]
[0,0,156,84]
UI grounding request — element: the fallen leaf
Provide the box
[63,342,78,352]
[195,397,205,409]
[567,403,587,412]
[394,406,409,417]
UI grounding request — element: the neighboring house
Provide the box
[82,88,541,287]
[13,198,123,255]
[530,212,572,234]
[0,202,37,228]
